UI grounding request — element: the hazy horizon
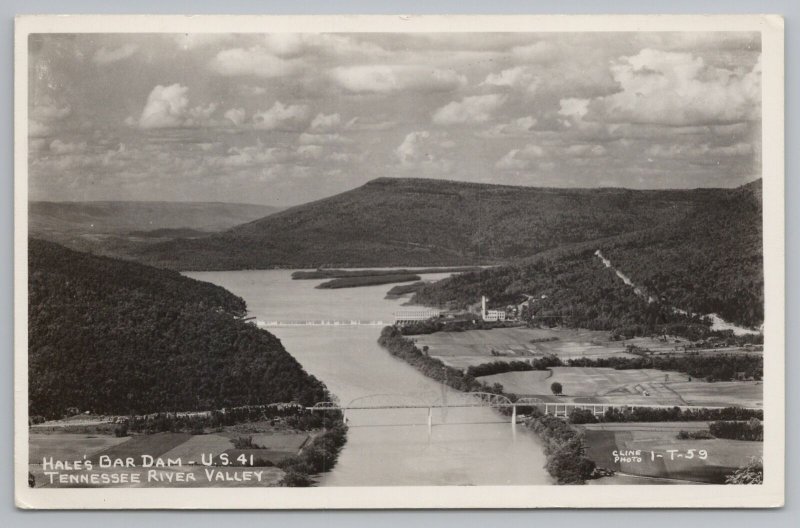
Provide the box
[29,32,762,207]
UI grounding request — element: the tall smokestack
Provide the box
[482,296,486,316]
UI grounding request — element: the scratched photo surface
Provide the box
[24,28,766,492]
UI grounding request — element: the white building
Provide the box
[394,309,441,324]
[481,296,506,322]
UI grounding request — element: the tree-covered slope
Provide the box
[412,180,763,333]
[28,239,327,419]
[135,177,716,270]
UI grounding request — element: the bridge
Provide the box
[257,320,390,327]
[308,392,760,436]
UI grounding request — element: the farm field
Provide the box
[578,422,763,484]
[479,368,761,407]
[481,367,687,397]
[414,327,696,369]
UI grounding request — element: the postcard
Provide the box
[14,14,784,509]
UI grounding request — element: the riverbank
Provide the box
[377,325,763,485]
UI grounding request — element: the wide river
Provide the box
[186,270,551,486]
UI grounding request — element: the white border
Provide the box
[14,14,785,509]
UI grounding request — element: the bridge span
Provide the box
[308,392,760,436]
[257,319,390,327]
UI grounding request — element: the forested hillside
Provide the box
[413,180,763,335]
[135,177,716,270]
[28,239,327,419]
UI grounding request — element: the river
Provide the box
[185,270,551,486]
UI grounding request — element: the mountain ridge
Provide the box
[135,177,744,270]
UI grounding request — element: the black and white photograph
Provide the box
[14,14,785,509]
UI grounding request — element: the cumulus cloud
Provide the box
[395,130,452,172]
[564,144,607,157]
[224,107,246,126]
[330,65,466,94]
[296,144,324,160]
[298,133,350,146]
[309,113,342,133]
[137,84,191,129]
[92,44,139,65]
[432,94,507,125]
[263,34,384,59]
[496,144,546,170]
[587,49,761,126]
[252,101,309,130]
[479,116,538,138]
[136,84,220,129]
[558,98,590,120]
[29,97,72,137]
[481,66,539,94]
[511,41,558,63]
[208,46,301,78]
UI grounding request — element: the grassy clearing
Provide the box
[480,367,686,397]
[477,367,761,408]
[29,433,131,464]
[416,327,689,367]
[579,422,763,484]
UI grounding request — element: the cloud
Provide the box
[137,84,191,129]
[511,41,558,63]
[224,108,246,126]
[481,66,539,94]
[208,47,302,78]
[49,139,87,154]
[587,49,761,126]
[564,144,607,157]
[136,84,220,129]
[496,144,546,170]
[252,101,309,130]
[558,98,590,120]
[92,44,139,65]
[309,113,342,133]
[262,34,384,59]
[298,133,350,146]
[296,145,324,160]
[395,130,453,172]
[478,116,538,138]
[29,97,72,137]
[330,65,466,94]
[432,94,507,125]
[647,142,752,158]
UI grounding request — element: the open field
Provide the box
[29,433,131,464]
[415,327,700,368]
[479,367,761,407]
[578,422,762,484]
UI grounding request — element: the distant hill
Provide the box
[28,239,327,419]
[29,200,280,261]
[413,179,763,334]
[135,177,723,270]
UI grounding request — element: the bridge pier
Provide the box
[427,407,432,440]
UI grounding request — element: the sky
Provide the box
[28,32,762,207]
